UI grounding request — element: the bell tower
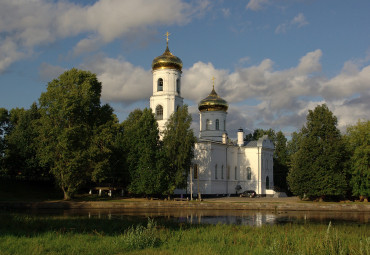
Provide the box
[150,32,183,133]
[198,77,228,142]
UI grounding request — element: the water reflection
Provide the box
[15,208,370,226]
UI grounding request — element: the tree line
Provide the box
[0,69,368,201]
[0,69,195,200]
[247,105,369,201]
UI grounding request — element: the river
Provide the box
[5,208,369,226]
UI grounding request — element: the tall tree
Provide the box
[3,103,48,179]
[287,104,347,199]
[161,105,196,196]
[273,131,289,192]
[123,108,162,195]
[37,69,117,199]
[345,120,370,199]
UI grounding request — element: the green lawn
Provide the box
[0,212,369,255]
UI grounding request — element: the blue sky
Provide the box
[1,0,369,137]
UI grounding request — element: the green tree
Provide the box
[3,104,48,179]
[161,105,196,196]
[104,122,127,188]
[246,128,276,141]
[345,120,370,199]
[0,108,9,175]
[37,69,117,199]
[273,131,289,192]
[123,108,162,195]
[286,131,302,157]
[287,104,347,199]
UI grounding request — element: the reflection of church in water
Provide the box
[150,34,274,196]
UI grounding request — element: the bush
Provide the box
[123,218,161,250]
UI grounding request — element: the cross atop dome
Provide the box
[165,31,170,44]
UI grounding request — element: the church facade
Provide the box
[150,35,274,196]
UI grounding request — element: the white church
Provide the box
[150,35,275,196]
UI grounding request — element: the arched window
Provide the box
[215,164,218,179]
[247,167,251,180]
[221,165,224,179]
[176,79,180,94]
[157,78,163,91]
[206,119,211,130]
[155,105,163,120]
[266,176,270,189]
[235,166,237,180]
[216,119,219,130]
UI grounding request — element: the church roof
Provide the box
[244,140,258,147]
[152,32,182,71]
[198,87,228,112]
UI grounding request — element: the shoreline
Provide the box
[1,197,370,212]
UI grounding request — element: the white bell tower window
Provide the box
[157,78,163,91]
[156,105,163,120]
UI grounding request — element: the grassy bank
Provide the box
[0,212,369,255]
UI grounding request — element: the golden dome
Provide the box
[152,45,183,71]
[198,87,228,112]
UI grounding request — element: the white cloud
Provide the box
[246,0,270,11]
[320,63,370,100]
[181,49,368,133]
[0,0,208,72]
[275,13,309,34]
[81,55,152,103]
[292,13,309,27]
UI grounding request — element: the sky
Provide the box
[1,0,369,138]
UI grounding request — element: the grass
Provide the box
[0,212,369,255]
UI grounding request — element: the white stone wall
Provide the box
[188,136,274,196]
[199,111,227,142]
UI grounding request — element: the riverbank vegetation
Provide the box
[0,213,368,255]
